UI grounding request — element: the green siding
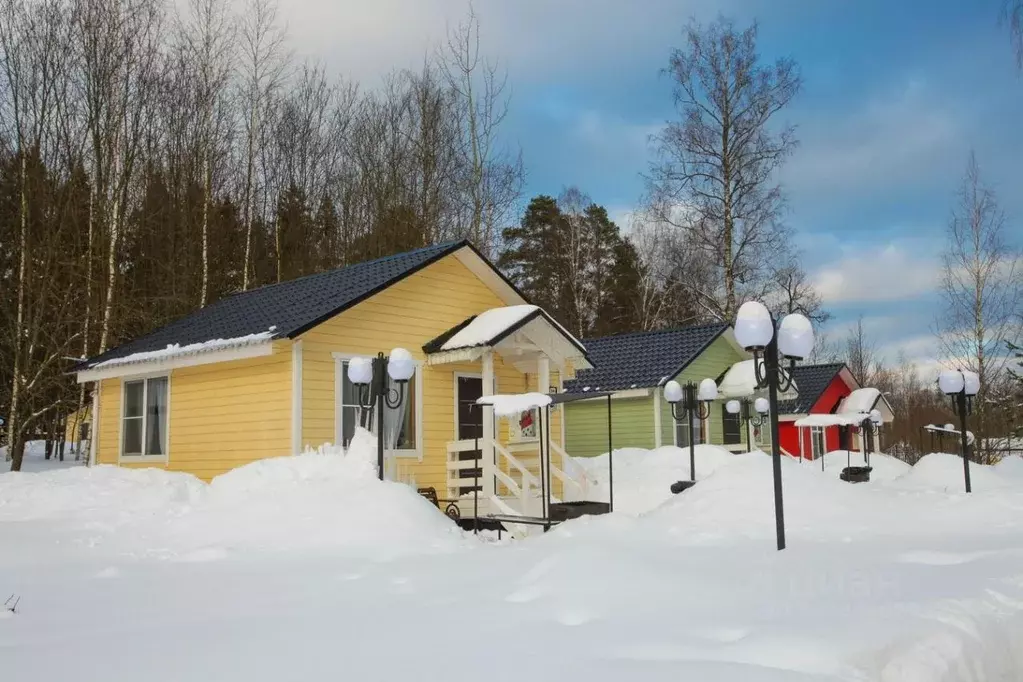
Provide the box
[565,394,655,457]
[565,330,778,456]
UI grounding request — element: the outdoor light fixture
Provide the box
[726,398,766,452]
[349,347,414,480]
[735,301,815,551]
[664,377,718,485]
[937,368,979,493]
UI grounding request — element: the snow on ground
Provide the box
[1,440,84,474]
[3,438,1023,681]
[577,444,742,514]
[819,450,911,482]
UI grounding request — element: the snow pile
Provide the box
[890,452,1010,491]
[478,392,552,416]
[0,464,204,522]
[0,429,467,563]
[91,330,274,368]
[995,454,1023,478]
[818,450,911,482]
[575,444,742,514]
[161,429,465,559]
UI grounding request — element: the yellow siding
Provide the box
[298,253,546,495]
[93,343,292,481]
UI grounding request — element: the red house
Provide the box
[777,363,859,459]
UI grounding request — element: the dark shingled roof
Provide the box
[80,240,490,370]
[777,363,848,414]
[563,323,728,393]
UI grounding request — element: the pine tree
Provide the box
[499,195,568,320]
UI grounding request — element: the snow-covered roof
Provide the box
[716,359,797,400]
[476,393,553,417]
[439,305,540,351]
[423,305,590,370]
[838,388,881,415]
[92,331,274,369]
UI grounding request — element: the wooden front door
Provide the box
[456,376,484,494]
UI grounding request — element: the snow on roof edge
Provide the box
[90,331,275,369]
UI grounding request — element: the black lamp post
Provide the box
[734,301,815,552]
[664,378,718,485]
[938,369,979,493]
[348,348,415,481]
[725,397,768,453]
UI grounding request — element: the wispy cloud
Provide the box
[811,238,942,304]
[784,80,962,195]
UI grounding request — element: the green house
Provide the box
[563,323,755,456]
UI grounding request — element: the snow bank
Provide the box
[890,452,1010,491]
[0,429,467,562]
[818,450,911,482]
[0,464,204,522]
[575,444,741,514]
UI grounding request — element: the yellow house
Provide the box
[63,405,92,452]
[75,241,594,519]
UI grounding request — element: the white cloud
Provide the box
[270,0,734,83]
[784,80,962,194]
[812,238,942,304]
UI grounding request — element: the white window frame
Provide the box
[118,372,171,462]
[333,352,423,460]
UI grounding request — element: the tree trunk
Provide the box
[8,437,26,473]
[98,191,121,354]
[5,152,29,477]
[201,155,210,307]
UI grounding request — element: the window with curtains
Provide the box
[121,376,168,457]
[337,359,418,452]
[675,415,704,448]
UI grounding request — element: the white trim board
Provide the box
[292,341,303,455]
[77,342,274,383]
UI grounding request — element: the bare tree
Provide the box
[440,5,522,257]
[936,152,1021,459]
[237,0,287,290]
[845,316,879,386]
[768,258,831,325]
[1003,0,1023,69]
[648,17,801,321]
[176,0,234,306]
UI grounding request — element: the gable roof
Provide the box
[78,240,525,371]
[562,323,729,393]
[777,363,848,415]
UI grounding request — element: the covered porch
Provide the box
[421,305,594,520]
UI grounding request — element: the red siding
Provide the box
[779,374,855,459]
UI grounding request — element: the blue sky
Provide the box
[284,0,1022,370]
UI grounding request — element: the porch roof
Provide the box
[423,305,591,371]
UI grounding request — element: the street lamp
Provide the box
[734,301,814,551]
[348,347,416,481]
[937,368,980,493]
[664,377,718,485]
[725,397,768,453]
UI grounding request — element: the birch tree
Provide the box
[937,153,1021,460]
[649,17,801,321]
[440,6,522,256]
[177,0,234,306]
[237,0,287,289]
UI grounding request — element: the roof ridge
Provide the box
[582,321,728,343]
[222,240,466,298]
